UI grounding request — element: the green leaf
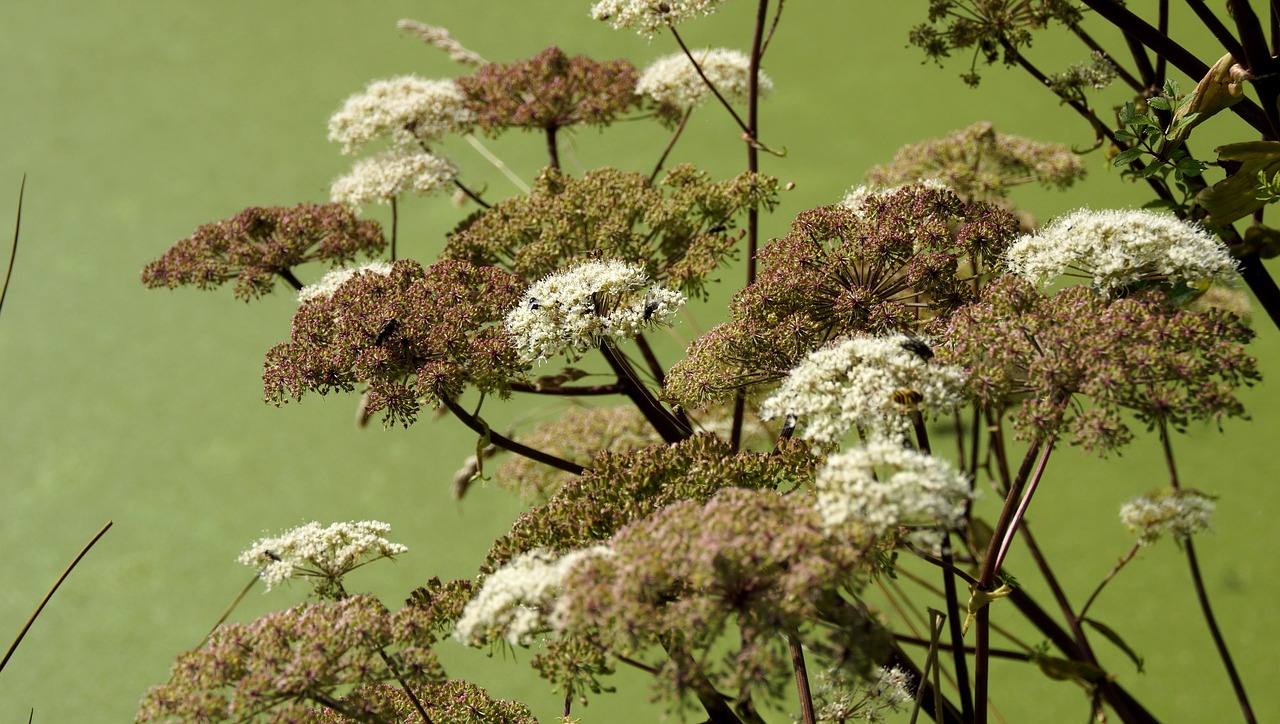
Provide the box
[1113,129,1136,142]
[1147,96,1172,111]
[1138,162,1166,179]
[1118,101,1136,125]
[1083,617,1145,673]
[1175,157,1205,177]
[1112,147,1144,167]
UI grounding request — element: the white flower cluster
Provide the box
[816,438,970,543]
[297,261,394,304]
[1005,208,1237,295]
[636,48,771,108]
[330,151,457,211]
[810,665,914,723]
[327,76,475,154]
[591,0,728,37]
[505,260,685,363]
[1119,488,1215,546]
[454,547,610,647]
[839,179,951,216]
[759,335,966,445]
[237,520,408,592]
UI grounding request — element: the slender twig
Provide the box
[1077,0,1271,132]
[464,134,531,193]
[598,342,688,442]
[1,521,112,674]
[278,267,305,292]
[1158,420,1256,722]
[0,174,25,322]
[908,611,946,724]
[1078,541,1141,620]
[990,442,1054,575]
[1154,0,1168,86]
[390,197,398,262]
[1184,0,1245,68]
[788,633,815,724]
[439,395,585,474]
[894,634,1030,661]
[939,534,975,719]
[451,178,491,209]
[509,381,622,396]
[760,0,786,57]
[668,28,752,136]
[199,574,260,647]
[649,107,695,183]
[376,648,434,724]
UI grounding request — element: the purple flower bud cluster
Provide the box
[263,259,525,428]
[142,203,384,301]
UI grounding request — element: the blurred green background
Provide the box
[0,1,1276,721]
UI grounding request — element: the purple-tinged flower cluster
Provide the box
[456,47,663,134]
[938,276,1259,453]
[137,595,442,722]
[263,259,525,428]
[665,185,1020,406]
[443,165,775,297]
[141,203,385,302]
[482,434,816,572]
[556,489,884,712]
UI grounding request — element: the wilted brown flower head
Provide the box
[263,259,525,428]
[665,185,1021,406]
[456,47,662,134]
[443,165,776,298]
[910,0,1083,86]
[557,489,883,710]
[483,434,816,572]
[938,275,1259,453]
[862,122,1086,201]
[141,203,385,302]
[137,595,442,722]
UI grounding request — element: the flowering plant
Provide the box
[137,2,1279,722]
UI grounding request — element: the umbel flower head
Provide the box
[555,489,885,711]
[636,48,772,109]
[141,203,385,301]
[315,680,536,723]
[759,334,967,445]
[454,546,611,647]
[909,0,1083,86]
[938,275,1259,453]
[1120,488,1216,546]
[330,150,457,211]
[1005,208,1238,297]
[137,595,443,722]
[237,520,408,598]
[443,164,776,298]
[327,75,476,154]
[665,184,1020,407]
[456,47,651,134]
[504,259,685,363]
[810,666,915,723]
[862,122,1086,202]
[816,437,971,545]
[263,258,525,428]
[483,434,816,572]
[592,0,730,37]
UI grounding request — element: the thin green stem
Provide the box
[0,174,25,322]
[2,521,112,674]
